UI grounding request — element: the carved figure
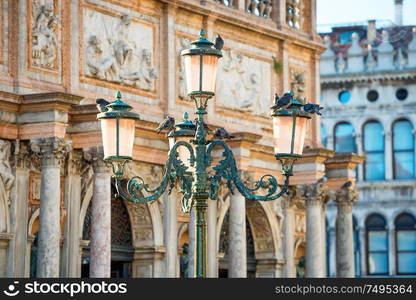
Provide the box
[0,140,14,207]
[32,1,58,68]
[86,36,120,82]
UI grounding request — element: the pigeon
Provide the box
[155,116,175,133]
[341,181,353,189]
[214,34,224,50]
[317,176,327,184]
[270,92,293,110]
[214,127,235,140]
[96,98,110,112]
[303,103,324,115]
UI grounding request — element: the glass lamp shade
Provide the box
[101,118,136,160]
[184,55,219,95]
[273,115,309,156]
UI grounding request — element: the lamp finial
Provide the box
[116,91,122,100]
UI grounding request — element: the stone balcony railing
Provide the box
[213,0,272,19]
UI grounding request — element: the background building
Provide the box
[320,0,416,277]
[0,0,363,279]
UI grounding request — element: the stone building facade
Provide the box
[320,3,416,277]
[0,0,359,278]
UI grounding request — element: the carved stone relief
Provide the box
[83,10,158,90]
[290,69,306,101]
[295,213,306,233]
[124,201,154,247]
[31,0,58,70]
[0,140,13,233]
[216,49,271,115]
[246,202,274,253]
[177,37,192,101]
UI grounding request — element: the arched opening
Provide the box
[393,119,415,179]
[395,213,416,275]
[334,122,356,153]
[363,121,385,181]
[294,239,306,278]
[365,213,388,275]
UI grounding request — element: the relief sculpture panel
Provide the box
[83,9,158,91]
[216,49,271,115]
[30,0,59,70]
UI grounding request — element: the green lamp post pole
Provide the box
[96,30,316,278]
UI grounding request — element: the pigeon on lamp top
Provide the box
[155,116,175,133]
[214,34,224,50]
[270,92,293,110]
[303,103,324,115]
[96,98,110,112]
[341,181,353,189]
[214,127,235,140]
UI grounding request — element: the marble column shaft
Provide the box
[305,184,327,278]
[32,138,69,278]
[282,196,296,277]
[163,193,178,277]
[228,193,246,278]
[335,188,358,278]
[86,147,112,278]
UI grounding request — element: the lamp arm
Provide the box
[115,141,195,204]
[206,140,290,201]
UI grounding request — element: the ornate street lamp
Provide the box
[97,30,318,278]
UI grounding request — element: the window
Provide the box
[366,214,389,275]
[395,213,416,275]
[396,88,408,101]
[338,90,351,104]
[321,124,327,148]
[367,90,379,102]
[393,120,415,179]
[363,122,385,180]
[334,122,356,153]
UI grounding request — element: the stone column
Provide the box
[84,147,112,278]
[163,192,178,277]
[31,138,70,278]
[0,234,13,277]
[384,131,393,180]
[335,185,358,277]
[207,198,218,277]
[228,192,246,278]
[304,183,328,277]
[282,188,297,277]
[61,151,83,277]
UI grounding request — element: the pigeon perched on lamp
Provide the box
[213,127,235,140]
[270,90,294,110]
[156,116,175,133]
[96,98,110,113]
[303,103,324,115]
[214,34,224,50]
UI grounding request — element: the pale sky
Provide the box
[317,0,416,32]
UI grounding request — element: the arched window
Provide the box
[395,213,416,275]
[334,122,356,153]
[321,124,327,148]
[353,216,361,277]
[363,121,385,180]
[393,120,415,179]
[366,214,388,275]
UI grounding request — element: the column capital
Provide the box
[83,146,112,174]
[281,186,305,209]
[67,150,85,176]
[301,182,330,207]
[30,137,71,168]
[334,182,359,212]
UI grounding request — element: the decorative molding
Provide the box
[30,137,71,168]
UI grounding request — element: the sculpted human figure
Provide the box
[121,49,158,90]
[32,2,58,68]
[86,35,120,82]
[114,15,136,70]
[0,140,14,206]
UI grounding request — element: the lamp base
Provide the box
[275,154,301,176]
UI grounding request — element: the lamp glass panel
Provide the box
[101,118,117,159]
[184,55,218,94]
[118,118,136,158]
[273,116,308,155]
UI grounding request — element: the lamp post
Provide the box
[97,30,315,278]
